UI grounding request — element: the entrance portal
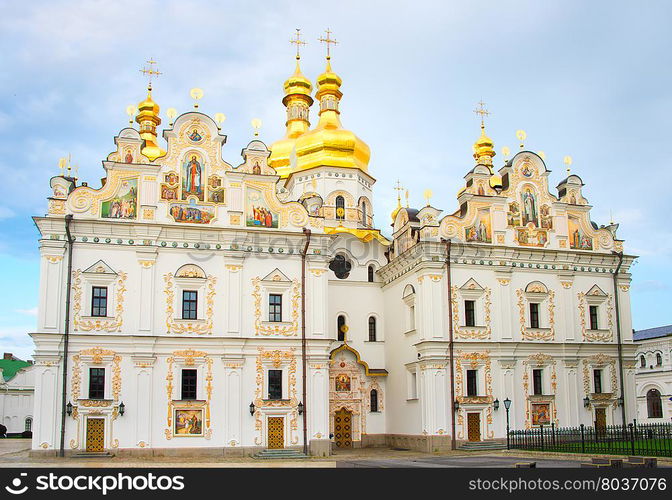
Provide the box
[467,412,481,442]
[334,408,352,448]
[85,418,105,452]
[267,417,284,449]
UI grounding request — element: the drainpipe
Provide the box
[59,214,74,457]
[442,239,456,450]
[612,251,627,425]
[301,228,311,455]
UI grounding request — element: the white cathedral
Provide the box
[30,41,637,456]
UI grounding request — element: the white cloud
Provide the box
[15,307,38,317]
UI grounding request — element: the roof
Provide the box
[0,359,31,381]
[633,324,672,341]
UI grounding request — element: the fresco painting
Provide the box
[465,210,491,243]
[174,409,203,436]
[169,199,215,224]
[569,216,593,250]
[246,189,278,228]
[182,154,204,201]
[101,178,137,219]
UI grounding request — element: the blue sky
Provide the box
[1,1,670,360]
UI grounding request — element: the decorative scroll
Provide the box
[164,273,217,334]
[252,277,301,336]
[451,285,492,340]
[72,270,128,332]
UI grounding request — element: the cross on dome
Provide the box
[290,28,307,60]
[318,28,338,60]
[140,58,162,90]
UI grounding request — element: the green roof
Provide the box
[0,359,31,381]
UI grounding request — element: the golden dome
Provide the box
[293,59,370,174]
[489,173,503,189]
[473,123,496,167]
[135,84,166,162]
[269,57,314,178]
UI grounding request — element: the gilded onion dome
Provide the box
[135,83,166,162]
[292,59,371,174]
[473,123,496,167]
[268,58,314,178]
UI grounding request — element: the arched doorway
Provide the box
[647,388,663,418]
[334,408,352,448]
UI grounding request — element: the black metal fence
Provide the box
[508,421,672,457]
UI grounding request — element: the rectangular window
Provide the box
[409,371,418,399]
[182,290,197,320]
[269,294,282,322]
[593,369,603,394]
[181,369,197,400]
[530,303,540,329]
[88,368,105,399]
[466,369,478,396]
[464,300,476,327]
[268,369,282,400]
[409,305,416,330]
[533,369,543,395]
[589,305,599,330]
[91,286,108,317]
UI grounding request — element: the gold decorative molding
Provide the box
[560,281,573,289]
[251,277,300,336]
[451,285,492,340]
[72,270,128,332]
[309,269,327,276]
[455,351,493,439]
[522,354,558,428]
[516,288,555,341]
[142,208,155,220]
[618,284,630,292]
[225,264,242,272]
[46,255,63,263]
[578,291,614,342]
[138,260,155,268]
[164,272,217,334]
[229,214,241,225]
[582,354,617,398]
[165,350,213,440]
[497,278,510,286]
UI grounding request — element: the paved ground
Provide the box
[1,439,668,468]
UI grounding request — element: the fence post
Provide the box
[629,422,635,455]
[540,424,544,450]
[580,423,585,454]
[551,422,556,447]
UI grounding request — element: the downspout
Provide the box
[59,214,74,457]
[301,228,311,455]
[442,239,456,450]
[612,251,627,425]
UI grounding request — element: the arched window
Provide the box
[361,202,367,226]
[368,265,375,283]
[337,315,347,341]
[640,355,646,368]
[335,196,345,220]
[370,389,378,412]
[368,316,377,342]
[24,417,32,432]
[647,389,663,418]
[656,353,663,366]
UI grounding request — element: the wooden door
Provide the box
[467,412,481,442]
[334,408,352,448]
[595,408,607,432]
[267,417,284,449]
[85,418,105,452]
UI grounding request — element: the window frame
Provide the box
[268,369,283,400]
[335,195,345,220]
[337,315,347,341]
[181,368,198,400]
[368,316,377,342]
[91,286,108,317]
[466,369,478,397]
[589,305,599,330]
[464,299,476,327]
[647,388,663,418]
[370,389,378,412]
[593,368,603,394]
[88,367,105,400]
[181,290,198,320]
[268,293,283,322]
[529,302,540,329]
[532,368,543,395]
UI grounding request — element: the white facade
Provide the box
[0,364,35,435]
[30,63,638,456]
[634,328,672,423]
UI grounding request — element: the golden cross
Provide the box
[140,58,162,88]
[318,28,338,59]
[473,100,490,126]
[290,28,307,60]
[394,179,404,202]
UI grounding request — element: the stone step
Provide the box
[72,452,115,458]
[254,449,309,459]
[458,442,507,450]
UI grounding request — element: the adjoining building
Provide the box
[30,37,637,456]
[0,353,35,437]
[634,325,672,423]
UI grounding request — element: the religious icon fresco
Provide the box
[124,149,133,164]
[465,210,491,243]
[521,187,538,226]
[516,227,548,247]
[507,202,521,228]
[246,188,278,228]
[335,374,351,392]
[568,216,593,250]
[169,200,215,224]
[531,403,551,426]
[182,154,204,201]
[540,204,553,229]
[174,409,203,436]
[188,128,203,142]
[101,178,137,219]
